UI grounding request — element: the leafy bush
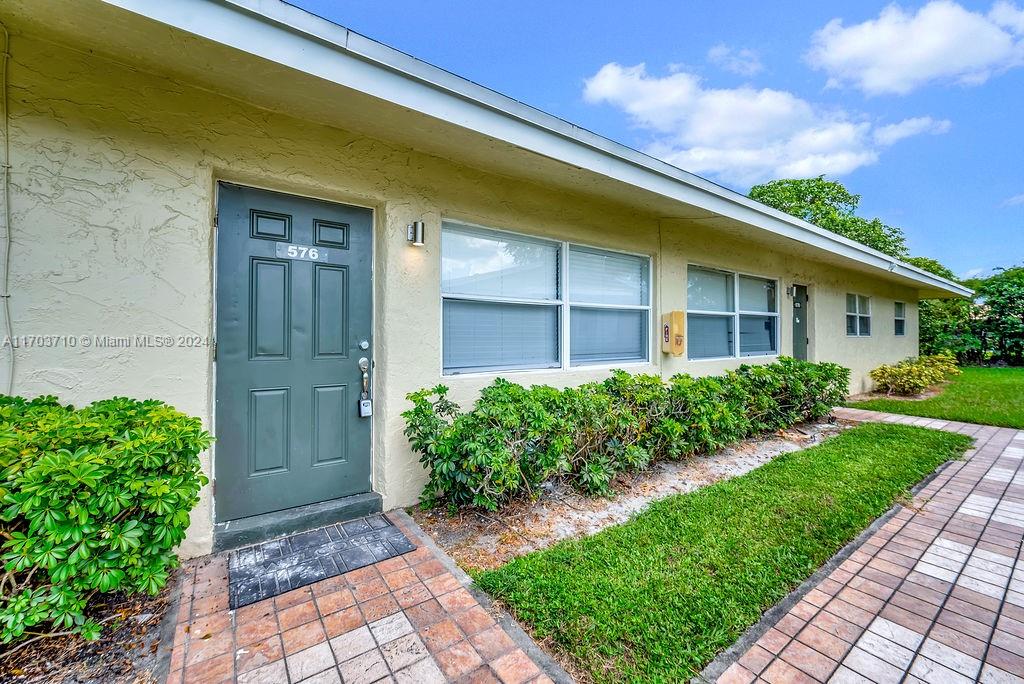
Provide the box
[0,396,211,646]
[403,357,849,511]
[869,352,961,396]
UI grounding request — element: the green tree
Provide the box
[902,256,982,360]
[904,255,956,280]
[749,176,909,257]
[977,267,1024,365]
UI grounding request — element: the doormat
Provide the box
[227,513,416,609]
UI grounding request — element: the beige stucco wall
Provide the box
[5,35,918,558]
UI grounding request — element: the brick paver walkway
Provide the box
[167,511,559,684]
[714,408,1024,684]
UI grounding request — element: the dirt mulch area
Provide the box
[411,419,848,572]
[0,577,178,684]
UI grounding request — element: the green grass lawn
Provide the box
[474,424,972,682]
[848,366,1024,429]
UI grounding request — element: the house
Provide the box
[0,0,970,558]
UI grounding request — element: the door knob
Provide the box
[358,357,370,396]
[359,340,369,350]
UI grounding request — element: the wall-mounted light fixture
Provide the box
[407,221,425,246]
[785,286,794,298]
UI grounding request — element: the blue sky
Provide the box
[292,0,1024,279]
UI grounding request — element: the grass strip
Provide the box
[475,423,972,682]
[848,367,1024,429]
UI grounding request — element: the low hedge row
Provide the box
[869,351,961,395]
[403,357,849,511]
[0,396,211,645]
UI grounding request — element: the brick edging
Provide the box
[695,408,980,683]
[390,508,576,684]
[693,459,957,683]
[151,566,188,684]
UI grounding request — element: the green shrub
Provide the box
[403,357,849,511]
[0,396,211,645]
[869,352,961,396]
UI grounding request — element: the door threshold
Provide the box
[213,492,383,553]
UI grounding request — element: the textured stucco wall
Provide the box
[7,35,918,557]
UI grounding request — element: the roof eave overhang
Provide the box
[99,0,972,300]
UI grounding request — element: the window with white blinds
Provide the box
[894,301,906,336]
[441,222,651,374]
[687,266,779,360]
[568,246,650,365]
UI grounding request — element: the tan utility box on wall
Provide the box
[661,311,685,357]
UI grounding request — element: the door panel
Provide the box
[216,183,373,521]
[313,265,348,358]
[792,285,809,361]
[313,384,349,466]
[250,388,289,474]
[250,259,290,359]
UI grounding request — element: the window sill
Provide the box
[687,353,780,363]
[442,360,655,380]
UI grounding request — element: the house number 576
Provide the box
[287,245,318,259]
[276,242,329,262]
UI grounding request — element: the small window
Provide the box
[846,294,871,336]
[894,302,906,336]
[687,267,778,359]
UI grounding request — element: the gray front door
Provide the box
[215,183,373,521]
[792,284,809,361]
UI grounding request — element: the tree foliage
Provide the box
[749,177,909,257]
[976,267,1024,365]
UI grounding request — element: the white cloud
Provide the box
[873,117,952,145]
[992,0,1024,33]
[707,44,764,76]
[1002,192,1024,206]
[583,62,949,186]
[960,267,986,279]
[807,1,1024,96]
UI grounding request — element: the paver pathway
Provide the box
[167,510,562,684]
[713,408,1024,684]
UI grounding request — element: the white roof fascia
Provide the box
[101,0,972,298]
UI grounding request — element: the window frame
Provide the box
[440,220,653,376]
[846,293,872,337]
[686,265,781,361]
[894,301,906,337]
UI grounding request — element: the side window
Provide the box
[686,267,778,359]
[894,302,906,336]
[846,294,871,336]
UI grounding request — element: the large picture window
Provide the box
[846,294,871,336]
[687,266,778,360]
[441,222,651,374]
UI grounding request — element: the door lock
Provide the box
[358,357,372,418]
[359,340,369,350]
